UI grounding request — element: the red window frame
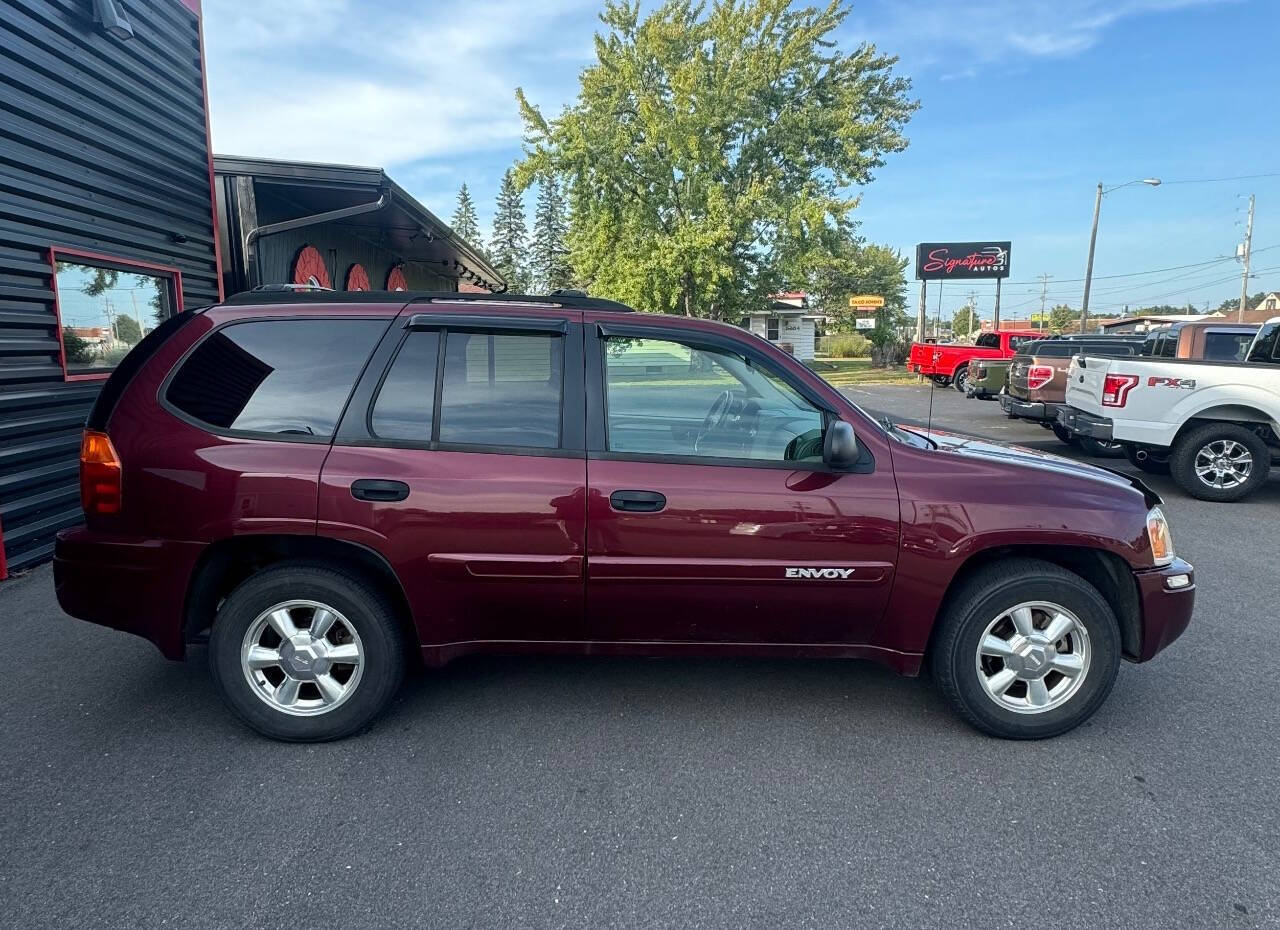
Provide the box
[49,246,184,383]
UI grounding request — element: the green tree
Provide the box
[451,183,483,252]
[952,302,979,338]
[490,169,531,292]
[112,314,142,344]
[61,326,94,365]
[515,0,916,319]
[1048,303,1077,332]
[805,241,908,364]
[530,173,573,293]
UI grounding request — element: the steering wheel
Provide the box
[694,389,736,453]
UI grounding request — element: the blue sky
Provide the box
[202,0,1279,321]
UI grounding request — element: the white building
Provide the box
[742,292,819,361]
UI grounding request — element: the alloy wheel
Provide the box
[974,601,1091,714]
[240,600,365,716]
[1193,439,1252,490]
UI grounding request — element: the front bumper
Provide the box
[1132,557,1195,662]
[54,527,206,660]
[1056,405,1114,441]
[998,395,1058,422]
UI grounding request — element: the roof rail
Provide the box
[221,288,636,312]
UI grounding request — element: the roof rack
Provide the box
[221,289,636,312]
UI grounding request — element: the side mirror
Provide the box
[823,420,859,470]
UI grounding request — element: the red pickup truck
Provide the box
[908,330,1046,392]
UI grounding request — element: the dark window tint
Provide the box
[167,319,384,437]
[438,331,562,448]
[1203,331,1254,362]
[370,331,440,440]
[1247,322,1280,363]
[1161,331,1178,357]
[1030,342,1071,357]
[975,333,999,348]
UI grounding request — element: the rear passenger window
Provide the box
[370,331,440,440]
[1203,331,1253,361]
[438,331,562,448]
[166,319,384,437]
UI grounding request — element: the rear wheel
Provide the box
[931,559,1121,739]
[1170,423,1270,502]
[1078,436,1126,458]
[209,563,406,742]
[930,375,952,387]
[1051,423,1079,447]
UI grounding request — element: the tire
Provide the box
[1078,436,1126,459]
[1169,422,1271,502]
[209,562,406,742]
[930,558,1121,740]
[953,367,969,392]
[930,375,952,387]
[1051,423,1079,447]
[1122,444,1170,475]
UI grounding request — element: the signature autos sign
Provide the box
[915,242,1012,280]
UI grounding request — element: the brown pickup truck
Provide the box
[1000,338,1144,456]
[1138,320,1259,361]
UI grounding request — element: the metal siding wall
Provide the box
[255,224,455,292]
[0,0,218,572]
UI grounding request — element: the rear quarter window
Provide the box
[165,318,386,438]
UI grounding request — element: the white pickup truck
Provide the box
[1058,317,1280,501]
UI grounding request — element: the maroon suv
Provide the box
[55,290,1195,741]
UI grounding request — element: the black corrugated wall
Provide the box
[0,0,219,573]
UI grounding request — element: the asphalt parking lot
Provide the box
[1,382,1276,929]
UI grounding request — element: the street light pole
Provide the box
[1080,178,1160,334]
[1080,183,1103,334]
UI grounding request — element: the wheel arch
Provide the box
[1173,405,1277,444]
[928,544,1142,662]
[184,535,418,655]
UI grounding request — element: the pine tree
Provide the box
[530,174,571,293]
[490,169,531,292]
[451,183,483,252]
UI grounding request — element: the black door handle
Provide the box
[351,479,410,502]
[610,489,667,513]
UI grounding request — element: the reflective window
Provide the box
[604,337,824,462]
[370,331,440,440]
[976,333,1000,349]
[55,258,176,376]
[438,332,562,448]
[1203,331,1254,362]
[166,319,384,437]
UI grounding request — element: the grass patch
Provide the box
[806,358,920,387]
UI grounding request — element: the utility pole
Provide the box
[1037,274,1052,332]
[993,276,1002,332]
[917,280,927,343]
[1238,194,1254,323]
[1081,182,1103,334]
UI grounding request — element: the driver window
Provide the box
[603,336,825,463]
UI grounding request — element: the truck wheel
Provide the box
[930,375,952,388]
[209,563,406,742]
[1078,437,1126,458]
[1051,423,1079,447]
[1170,423,1270,502]
[1122,445,1170,475]
[930,558,1121,740]
[953,367,969,392]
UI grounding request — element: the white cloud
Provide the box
[851,0,1232,71]
[202,0,598,169]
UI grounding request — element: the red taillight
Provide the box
[1102,373,1139,407]
[1027,365,1055,390]
[80,430,121,515]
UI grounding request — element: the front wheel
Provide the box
[930,375,952,388]
[930,558,1121,739]
[953,367,970,392]
[1170,423,1270,502]
[209,563,407,742]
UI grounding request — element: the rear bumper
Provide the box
[1056,406,1114,441]
[999,395,1059,422]
[54,527,205,660]
[1132,558,1195,662]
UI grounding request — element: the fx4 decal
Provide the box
[1147,376,1196,390]
[785,567,856,580]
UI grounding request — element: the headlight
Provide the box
[1146,506,1175,566]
